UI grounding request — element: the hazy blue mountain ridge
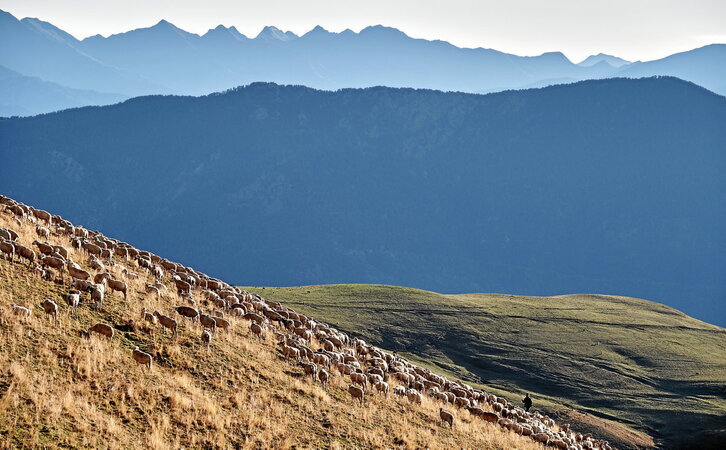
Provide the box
[2,8,725,104]
[0,65,127,116]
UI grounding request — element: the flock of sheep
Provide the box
[0,194,614,450]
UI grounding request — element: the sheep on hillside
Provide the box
[65,290,81,313]
[39,298,58,323]
[132,347,153,370]
[348,384,365,405]
[35,225,50,238]
[0,239,14,261]
[88,323,114,339]
[439,408,454,427]
[174,305,199,322]
[153,311,177,336]
[107,278,127,299]
[201,329,212,348]
[10,303,32,319]
[250,322,264,340]
[318,368,330,390]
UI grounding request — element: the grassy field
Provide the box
[241,284,726,448]
[0,212,547,449]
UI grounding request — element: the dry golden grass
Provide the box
[0,211,545,449]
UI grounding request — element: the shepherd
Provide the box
[522,393,533,412]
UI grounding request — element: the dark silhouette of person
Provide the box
[523,393,533,412]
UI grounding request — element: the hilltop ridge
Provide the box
[251,284,725,448]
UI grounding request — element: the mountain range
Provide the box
[1,8,725,116]
[0,65,127,117]
[1,77,724,326]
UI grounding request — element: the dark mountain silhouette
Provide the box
[0,65,127,116]
[1,77,724,326]
[617,44,726,98]
[2,8,724,107]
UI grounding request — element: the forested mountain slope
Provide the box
[1,77,725,326]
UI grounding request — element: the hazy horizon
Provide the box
[2,0,725,63]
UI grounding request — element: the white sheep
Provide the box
[201,329,212,348]
[10,303,32,319]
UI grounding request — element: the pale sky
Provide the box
[2,0,725,62]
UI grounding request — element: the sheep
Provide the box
[68,265,91,281]
[407,389,423,404]
[90,283,106,308]
[313,353,331,368]
[280,343,300,361]
[317,368,330,390]
[199,314,217,334]
[201,329,212,348]
[299,361,318,382]
[151,265,164,280]
[10,303,32,319]
[0,228,19,241]
[35,225,50,238]
[81,241,102,256]
[212,315,231,332]
[533,433,550,445]
[107,278,128,299]
[174,305,199,322]
[153,311,178,336]
[145,284,162,298]
[348,384,365,405]
[174,278,191,295]
[243,312,265,324]
[41,255,65,271]
[32,209,52,224]
[15,244,36,265]
[39,298,59,323]
[88,323,114,339]
[468,407,499,423]
[374,380,390,397]
[65,290,81,313]
[250,322,264,340]
[94,272,111,284]
[367,373,384,387]
[0,239,14,261]
[439,408,454,427]
[132,347,153,370]
[350,372,367,388]
[140,308,158,325]
[454,396,471,409]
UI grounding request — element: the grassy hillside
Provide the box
[243,284,726,448]
[0,211,548,449]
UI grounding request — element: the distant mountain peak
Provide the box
[20,16,79,44]
[204,24,247,40]
[360,25,408,38]
[0,8,17,21]
[578,53,631,67]
[255,25,297,41]
[537,51,572,63]
[302,25,335,39]
[154,19,174,28]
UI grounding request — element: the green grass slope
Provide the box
[243,284,726,449]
